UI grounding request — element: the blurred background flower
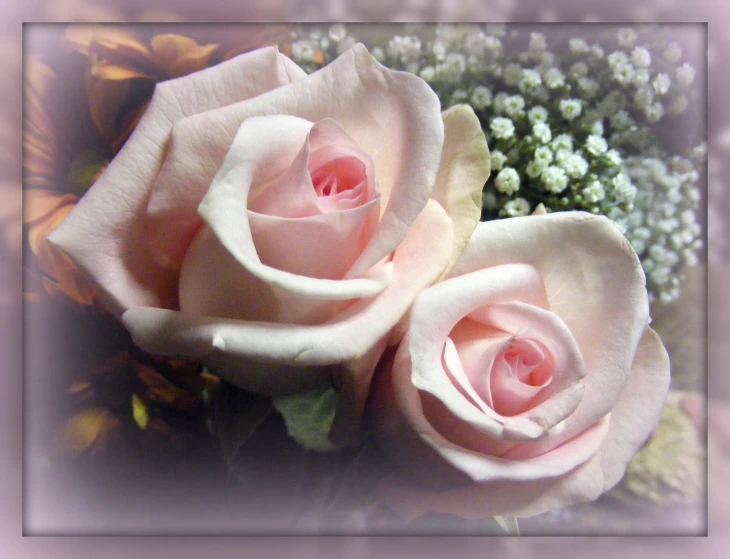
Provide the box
[64,26,219,150]
[23,189,96,305]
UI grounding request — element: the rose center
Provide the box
[489,337,553,416]
[310,156,367,199]
[501,339,552,387]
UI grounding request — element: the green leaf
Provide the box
[483,515,520,536]
[272,385,339,453]
[210,379,272,468]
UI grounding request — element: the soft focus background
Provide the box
[2,0,729,557]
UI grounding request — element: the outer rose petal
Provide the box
[147,44,444,285]
[48,47,307,316]
[449,213,650,455]
[430,104,491,272]
[122,200,453,394]
[375,326,670,521]
[596,326,670,489]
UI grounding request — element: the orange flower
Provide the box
[64,26,219,150]
[23,53,102,195]
[55,407,123,458]
[24,56,60,187]
[135,361,202,415]
[55,351,205,459]
[219,24,296,60]
[24,189,96,305]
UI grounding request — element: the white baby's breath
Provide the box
[495,167,521,195]
[583,180,606,203]
[676,63,695,87]
[543,67,565,89]
[528,105,549,124]
[559,99,583,120]
[631,46,652,69]
[490,150,507,171]
[532,121,552,144]
[503,197,531,216]
[490,117,515,139]
[470,85,492,110]
[560,153,589,179]
[569,38,590,54]
[652,73,671,96]
[585,134,608,156]
[541,166,569,193]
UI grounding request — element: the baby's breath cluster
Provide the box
[622,153,704,304]
[290,23,705,304]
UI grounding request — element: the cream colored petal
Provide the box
[431,104,490,273]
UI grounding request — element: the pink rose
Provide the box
[369,211,670,520]
[50,44,490,444]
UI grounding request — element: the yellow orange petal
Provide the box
[136,363,201,412]
[23,189,77,225]
[149,34,219,79]
[91,60,151,81]
[167,44,220,78]
[41,272,97,306]
[26,192,97,305]
[55,407,120,455]
[65,25,147,58]
[23,56,58,182]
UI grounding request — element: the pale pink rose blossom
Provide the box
[369,211,670,519]
[49,44,490,445]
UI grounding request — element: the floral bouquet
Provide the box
[23,23,705,535]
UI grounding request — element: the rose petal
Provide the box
[377,453,606,522]
[470,301,588,420]
[488,338,552,416]
[247,200,380,281]
[49,47,307,316]
[431,104,491,272]
[243,116,321,219]
[449,213,650,453]
[447,318,510,409]
[246,119,377,218]
[306,118,378,214]
[148,44,443,285]
[442,335,496,414]
[123,199,453,375]
[328,336,390,448]
[597,326,670,489]
[179,226,374,326]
